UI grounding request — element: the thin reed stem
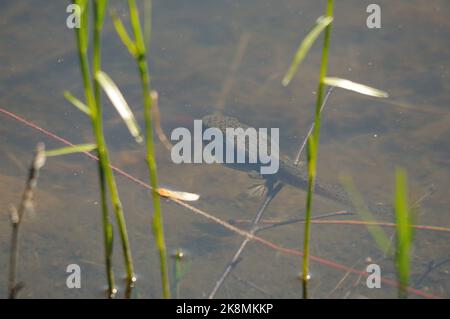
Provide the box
[127,0,170,298]
[73,0,115,296]
[8,143,45,299]
[302,0,334,299]
[94,0,136,290]
[395,168,413,298]
[90,0,116,297]
[73,0,136,296]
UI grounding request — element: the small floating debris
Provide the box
[156,187,200,202]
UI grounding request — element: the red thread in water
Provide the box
[0,106,441,299]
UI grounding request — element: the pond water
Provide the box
[0,0,449,298]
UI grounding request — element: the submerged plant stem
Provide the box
[8,143,45,299]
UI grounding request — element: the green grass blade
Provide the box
[64,91,91,116]
[301,0,334,299]
[111,10,138,57]
[45,144,97,157]
[307,137,317,173]
[302,137,316,296]
[94,0,108,22]
[323,77,389,98]
[93,0,108,106]
[395,168,412,298]
[95,71,143,143]
[128,0,146,54]
[73,0,89,54]
[72,0,116,296]
[127,0,171,298]
[282,15,333,86]
[340,175,391,253]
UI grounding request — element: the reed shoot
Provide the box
[394,168,414,298]
[71,0,136,296]
[112,0,171,298]
[302,0,334,299]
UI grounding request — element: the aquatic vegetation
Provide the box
[283,0,388,298]
[7,143,45,299]
[171,248,191,299]
[1,0,445,300]
[111,0,170,298]
[339,175,391,254]
[340,172,415,298]
[68,0,136,297]
[394,168,414,298]
[283,0,335,299]
[67,0,171,298]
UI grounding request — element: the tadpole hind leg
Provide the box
[247,174,275,198]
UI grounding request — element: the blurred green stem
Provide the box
[395,168,412,298]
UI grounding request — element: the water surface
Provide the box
[0,0,449,298]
